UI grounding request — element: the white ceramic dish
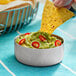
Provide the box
[14,34,64,66]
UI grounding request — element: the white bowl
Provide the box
[14,34,64,66]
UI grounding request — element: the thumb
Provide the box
[53,0,60,7]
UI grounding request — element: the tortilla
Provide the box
[40,0,75,34]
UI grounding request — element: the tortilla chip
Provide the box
[40,0,75,34]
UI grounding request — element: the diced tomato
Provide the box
[25,33,30,36]
[32,41,40,48]
[19,39,25,45]
[55,40,61,46]
[39,35,46,42]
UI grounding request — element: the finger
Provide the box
[64,0,73,6]
[64,2,72,9]
[58,0,72,7]
[64,5,71,9]
[53,0,60,6]
[54,0,65,7]
[57,1,65,7]
[74,0,76,3]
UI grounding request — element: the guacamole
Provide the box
[16,32,62,49]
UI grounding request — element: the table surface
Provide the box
[0,3,76,76]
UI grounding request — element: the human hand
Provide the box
[73,0,76,3]
[53,0,73,9]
